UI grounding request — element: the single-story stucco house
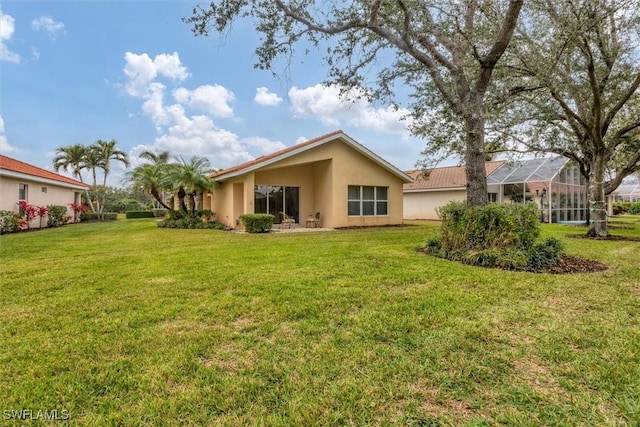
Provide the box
[404,161,504,220]
[0,154,89,228]
[204,130,413,229]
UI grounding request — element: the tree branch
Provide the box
[475,0,524,94]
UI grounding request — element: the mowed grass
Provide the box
[1,217,639,426]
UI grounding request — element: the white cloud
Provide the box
[295,136,308,144]
[288,84,412,138]
[123,52,190,98]
[0,116,19,153]
[153,115,253,166]
[31,16,65,39]
[254,87,283,106]
[172,85,235,118]
[1,11,20,63]
[141,82,170,129]
[122,51,291,169]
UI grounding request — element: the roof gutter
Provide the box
[0,169,89,190]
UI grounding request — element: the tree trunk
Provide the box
[583,183,591,226]
[84,189,96,213]
[587,155,608,237]
[177,187,188,213]
[190,194,197,214]
[151,188,173,211]
[464,110,489,207]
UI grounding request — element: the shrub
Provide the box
[614,201,640,215]
[125,211,154,219]
[17,201,37,229]
[613,203,628,215]
[425,202,562,271]
[437,201,540,253]
[157,216,225,230]
[165,210,216,221]
[0,210,21,234]
[527,237,564,270]
[47,205,69,227]
[80,212,118,221]
[239,213,274,233]
[152,208,169,218]
[195,210,216,222]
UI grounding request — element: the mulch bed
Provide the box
[542,255,608,274]
[567,234,640,242]
[419,249,608,274]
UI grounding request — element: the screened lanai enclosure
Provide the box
[487,157,588,223]
[614,182,640,202]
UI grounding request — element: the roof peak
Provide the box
[211,130,411,183]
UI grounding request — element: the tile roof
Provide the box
[0,154,89,188]
[404,161,504,191]
[211,129,412,183]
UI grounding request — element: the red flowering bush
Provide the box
[36,206,49,228]
[17,201,37,229]
[69,202,89,222]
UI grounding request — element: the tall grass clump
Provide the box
[424,201,564,271]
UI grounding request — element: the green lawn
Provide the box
[1,217,639,426]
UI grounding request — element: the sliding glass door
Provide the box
[254,185,300,223]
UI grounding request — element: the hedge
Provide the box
[80,212,118,221]
[239,214,274,233]
[126,211,155,219]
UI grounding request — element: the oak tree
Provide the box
[185,0,524,206]
[497,0,640,236]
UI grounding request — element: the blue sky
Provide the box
[1,1,429,185]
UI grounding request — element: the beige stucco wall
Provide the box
[329,140,405,228]
[0,176,82,228]
[210,137,406,229]
[403,189,466,220]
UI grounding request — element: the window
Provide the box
[18,183,27,201]
[41,186,47,193]
[348,185,388,216]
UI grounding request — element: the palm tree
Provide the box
[125,163,173,211]
[87,139,129,219]
[84,145,102,188]
[166,156,215,214]
[52,144,87,182]
[93,139,130,187]
[137,150,171,208]
[139,150,170,165]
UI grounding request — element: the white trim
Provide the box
[0,169,88,190]
[214,132,413,183]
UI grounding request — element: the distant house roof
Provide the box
[404,161,504,192]
[0,155,89,189]
[211,130,413,183]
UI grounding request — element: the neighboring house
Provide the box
[0,154,89,228]
[404,161,504,220]
[404,157,595,223]
[205,130,413,229]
